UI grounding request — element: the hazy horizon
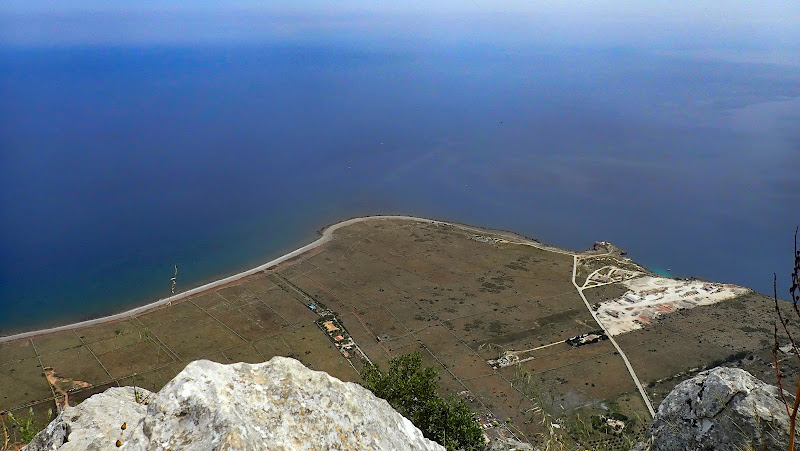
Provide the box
[1,2,799,332]
[2,1,799,56]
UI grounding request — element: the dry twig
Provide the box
[1,413,9,451]
[773,228,800,450]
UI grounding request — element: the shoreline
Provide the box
[0,215,575,343]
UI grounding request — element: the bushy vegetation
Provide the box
[2,407,52,449]
[360,351,484,451]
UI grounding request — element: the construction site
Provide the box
[0,217,791,449]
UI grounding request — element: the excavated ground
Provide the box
[0,218,791,448]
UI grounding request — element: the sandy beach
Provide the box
[0,215,572,343]
[1,211,775,444]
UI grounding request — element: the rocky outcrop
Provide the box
[647,367,793,451]
[485,437,533,450]
[26,357,444,450]
[588,241,627,256]
[26,386,150,450]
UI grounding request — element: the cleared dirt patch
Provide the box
[0,218,782,449]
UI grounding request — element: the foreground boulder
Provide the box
[26,386,150,450]
[647,367,793,451]
[27,357,444,450]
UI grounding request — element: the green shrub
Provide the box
[361,352,484,451]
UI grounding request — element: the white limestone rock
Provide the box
[26,357,444,451]
[485,437,533,450]
[25,386,150,451]
[647,366,793,451]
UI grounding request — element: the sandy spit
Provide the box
[1,215,569,343]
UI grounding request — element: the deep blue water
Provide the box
[1,44,798,334]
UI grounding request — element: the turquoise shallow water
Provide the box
[646,266,674,279]
[1,44,798,334]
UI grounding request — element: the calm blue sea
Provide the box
[1,43,798,334]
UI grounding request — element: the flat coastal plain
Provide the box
[0,217,792,448]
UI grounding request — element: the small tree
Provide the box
[361,352,484,451]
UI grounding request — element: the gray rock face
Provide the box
[27,357,444,451]
[485,437,533,450]
[25,386,150,450]
[648,367,793,451]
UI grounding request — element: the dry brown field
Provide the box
[0,218,790,448]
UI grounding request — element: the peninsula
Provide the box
[0,216,790,448]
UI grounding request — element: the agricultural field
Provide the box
[0,218,789,448]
